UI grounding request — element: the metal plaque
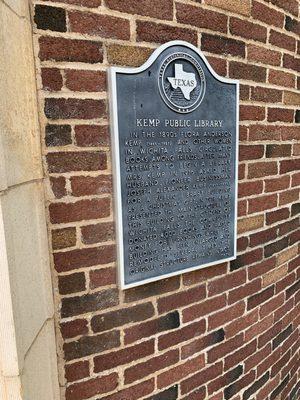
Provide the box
[109,41,239,289]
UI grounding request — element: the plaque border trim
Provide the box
[109,40,239,289]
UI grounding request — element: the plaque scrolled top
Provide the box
[109,41,239,289]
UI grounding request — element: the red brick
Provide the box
[265,176,290,192]
[69,11,130,40]
[224,370,255,399]
[101,379,155,400]
[65,361,90,383]
[292,172,300,186]
[49,198,110,223]
[280,126,300,140]
[251,1,284,28]
[269,29,296,52]
[43,0,101,6]
[75,125,109,147]
[41,67,63,91]
[248,125,281,141]
[181,362,223,395]
[230,17,267,42]
[124,349,179,384]
[50,176,67,198]
[238,180,263,198]
[240,105,265,121]
[225,339,257,370]
[65,373,118,400]
[125,277,180,302]
[279,188,299,206]
[248,193,277,213]
[158,319,206,351]
[183,294,227,323]
[228,279,262,305]
[245,315,273,343]
[124,311,180,344]
[207,56,227,76]
[39,36,103,63]
[208,364,243,395]
[266,208,290,225]
[183,262,227,286]
[157,354,205,389]
[136,20,197,45]
[208,301,245,330]
[66,70,106,93]
[280,159,300,174]
[181,387,206,400]
[260,292,285,319]
[229,62,266,82]
[248,161,278,179]
[269,69,295,88]
[225,309,258,338]
[237,236,249,252]
[247,286,275,310]
[208,269,246,296]
[47,151,107,173]
[158,284,206,313]
[239,145,264,161]
[94,340,155,373]
[202,34,245,58]
[208,333,244,363]
[268,108,294,123]
[181,329,225,359]
[240,87,250,101]
[250,227,277,248]
[60,319,88,339]
[106,0,173,19]
[238,200,247,216]
[257,346,281,374]
[71,175,112,197]
[283,54,300,73]
[251,86,282,102]
[269,0,298,15]
[89,267,116,289]
[176,3,227,33]
[45,98,106,120]
[245,343,271,372]
[54,245,116,272]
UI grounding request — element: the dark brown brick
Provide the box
[69,11,130,40]
[43,0,101,7]
[202,34,245,58]
[251,86,282,103]
[145,386,178,400]
[125,277,180,302]
[265,237,289,258]
[273,324,293,350]
[64,330,120,361]
[280,159,300,174]
[58,272,86,295]
[100,379,155,400]
[39,36,103,63]
[269,0,298,16]
[181,329,225,359]
[137,20,197,45]
[61,288,119,317]
[243,372,270,400]
[45,124,72,147]
[266,144,292,158]
[47,151,107,173]
[208,364,243,395]
[224,370,255,399]
[52,227,76,250]
[251,1,283,28]
[91,302,154,332]
[35,5,66,32]
[268,108,294,123]
[283,54,300,73]
[89,267,116,289]
[45,98,106,120]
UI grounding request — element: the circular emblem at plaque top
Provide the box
[158,52,206,114]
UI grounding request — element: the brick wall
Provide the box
[31,0,299,399]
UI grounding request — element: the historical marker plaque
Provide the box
[109,41,239,289]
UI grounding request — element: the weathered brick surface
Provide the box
[31,0,300,399]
